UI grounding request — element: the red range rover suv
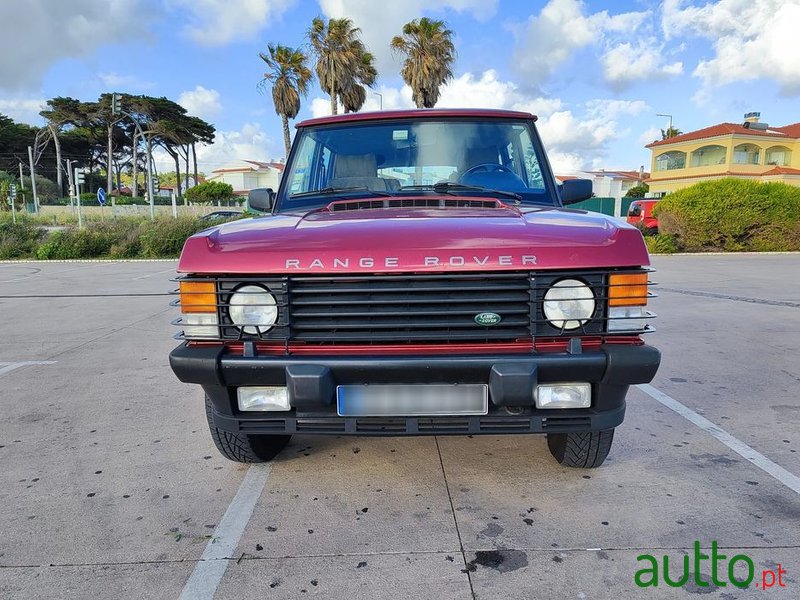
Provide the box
[170,109,660,468]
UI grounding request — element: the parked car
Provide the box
[627,199,659,233]
[169,108,660,469]
[200,210,242,222]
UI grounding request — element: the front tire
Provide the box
[546,429,615,468]
[205,395,291,463]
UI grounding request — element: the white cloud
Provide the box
[97,72,154,92]
[310,70,562,117]
[0,98,47,125]
[308,69,645,173]
[601,43,683,90]
[178,86,223,120]
[513,0,650,87]
[663,0,800,94]
[318,0,498,73]
[171,0,295,46]
[638,126,662,146]
[153,122,279,173]
[0,0,150,91]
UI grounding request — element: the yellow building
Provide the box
[645,114,800,195]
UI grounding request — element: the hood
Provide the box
[178,202,649,274]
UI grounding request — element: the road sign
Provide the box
[76,170,85,184]
[10,184,17,199]
[97,187,106,206]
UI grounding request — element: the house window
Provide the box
[732,144,760,165]
[690,145,727,167]
[765,146,791,166]
[655,151,686,171]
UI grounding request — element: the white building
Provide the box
[206,160,285,196]
[579,168,649,201]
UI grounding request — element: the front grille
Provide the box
[288,272,533,344]
[172,269,656,344]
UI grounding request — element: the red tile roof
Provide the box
[585,170,649,180]
[211,161,285,174]
[762,166,800,176]
[646,122,800,148]
[645,168,800,183]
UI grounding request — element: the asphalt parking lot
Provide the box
[0,255,798,599]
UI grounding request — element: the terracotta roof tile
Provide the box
[646,122,800,148]
[645,169,800,183]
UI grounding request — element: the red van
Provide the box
[627,199,659,233]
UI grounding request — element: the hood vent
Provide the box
[326,197,507,212]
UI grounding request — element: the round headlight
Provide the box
[228,285,278,334]
[543,279,595,330]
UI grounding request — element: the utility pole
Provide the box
[65,159,74,216]
[75,167,85,229]
[27,146,39,213]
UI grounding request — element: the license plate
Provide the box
[337,384,488,417]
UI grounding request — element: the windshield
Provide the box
[275,119,557,212]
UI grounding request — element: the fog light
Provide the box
[237,387,290,411]
[608,306,647,331]
[535,383,591,409]
[183,313,219,339]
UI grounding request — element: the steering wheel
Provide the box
[460,162,516,180]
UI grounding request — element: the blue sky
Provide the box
[1,0,799,174]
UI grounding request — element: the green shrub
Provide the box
[185,181,234,204]
[645,234,677,254]
[35,221,138,260]
[0,219,45,259]
[656,179,800,252]
[137,217,212,258]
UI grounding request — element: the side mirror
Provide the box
[560,179,593,205]
[247,187,274,213]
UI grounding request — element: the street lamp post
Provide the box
[374,92,383,110]
[657,113,673,132]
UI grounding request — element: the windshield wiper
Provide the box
[399,182,522,203]
[289,186,392,199]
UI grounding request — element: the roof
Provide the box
[585,170,649,180]
[645,167,800,183]
[211,160,285,174]
[297,108,537,128]
[646,122,800,148]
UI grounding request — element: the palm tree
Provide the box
[309,17,375,115]
[259,44,312,158]
[661,126,682,140]
[339,52,377,113]
[391,18,456,109]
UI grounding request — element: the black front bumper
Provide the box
[170,343,660,436]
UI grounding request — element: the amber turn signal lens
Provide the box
[609,273,648,306]
[179,281,217,313]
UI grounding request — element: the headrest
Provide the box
[333,154,378,178]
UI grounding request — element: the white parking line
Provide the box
[0,361,57,377]
[178,464,272,600]
[637,383,800,495]
[132,267,176,281]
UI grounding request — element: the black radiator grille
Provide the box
[287,272,534,344]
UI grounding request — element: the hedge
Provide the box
[1,215,237,260]
[655,178,800,252]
